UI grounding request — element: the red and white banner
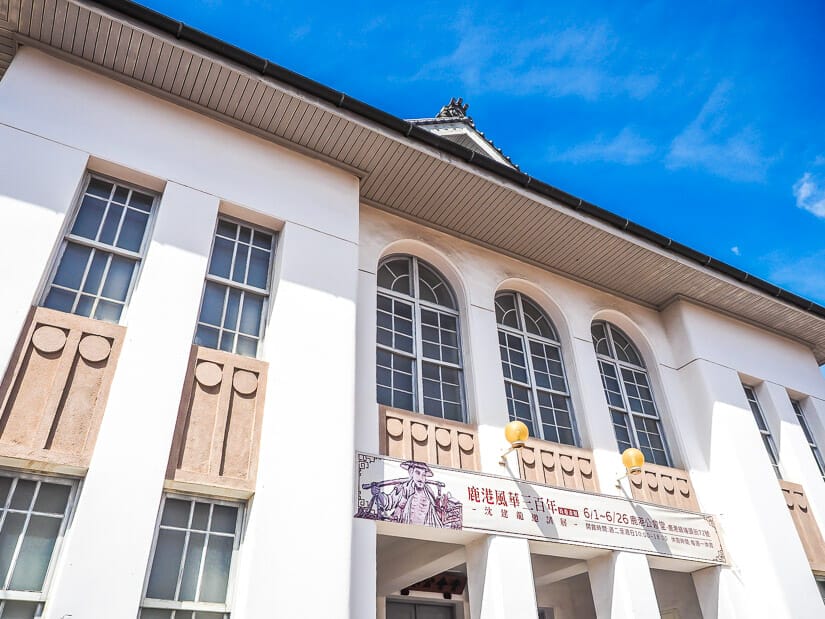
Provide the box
[355,453,725,565]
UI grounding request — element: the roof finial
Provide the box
[436,97,471,121]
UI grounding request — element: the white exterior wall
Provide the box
[1,43,825,619]
[358,207,825,618]
[0,48,360,618]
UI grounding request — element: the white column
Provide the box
[0,126,88,377]
[466,535,538,619]
[232,222,359,618]
[569,336,625,495]
[587,551,660,618]
[465,303,513,474]
[44,183,219,619]
[692,565,750,619]
[672,358,822,617]
[351,518,378,618]
[761,382,825,536]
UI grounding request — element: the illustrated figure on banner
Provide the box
[358,460,462,529]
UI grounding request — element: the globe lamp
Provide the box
[500,420,530,465]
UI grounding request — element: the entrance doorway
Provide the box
[387,600,456,619]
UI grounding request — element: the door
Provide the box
[387,600,455,619]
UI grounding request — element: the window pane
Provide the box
[94,300,124,323]
[521,296,556,339]
[377,258,411,295]
[223,289,241,331]
[417,263,454,308]
[10,482,36,511]
[117,209,149,252]
[231,243,249,284]
[52,243,91,290]
[139,610,171,619]
[495,293,519,329]
[161,499,191,528]
[146,529,185,599]
[82,251,108,295]
[33,483,70,515]
[129,191,154,212]
[101,255,136,301]
[9,515,61,590]
[179,532,206,601]
[236,335,258,357]
[208,237,234,279]
[199,534,233,603]
[0,601,38,619]
[216,220,236,239]
[199,282,226,327]
[211,506,238,534]
[253,230,272,249]
[239,294,264,336]
[43,287,76,314]
[247,247,270,289]
[192,503,210,531]
[71,195,107,239]
[194,326,219,349]
[86,177,113,199]
[0,477,12,507]
[0,513,26,585]
[98,203,123,245]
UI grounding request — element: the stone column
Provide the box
[45,183,219,618]
[466,535,538,619]
[587,551,660,619]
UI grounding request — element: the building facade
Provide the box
[1,1,825,618]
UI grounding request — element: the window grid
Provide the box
[495,292,578,446]
[0,472,76,618]
[592,321,671,466]
[376,256,466,422]
[41,174,157,323]
[792,399,825,480]
[141,495,242,619]
[194,217,275,358]
[743,386,781,478]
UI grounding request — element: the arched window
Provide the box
[376,256,465,422]
[495,292,578,445]
[591,321,671,466]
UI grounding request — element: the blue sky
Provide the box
[139,0,825,306]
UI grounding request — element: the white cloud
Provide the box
[412,20,657,101]
[665,82,774,182]
[548,127,655,165]
[793,171,825,219]
[731,246,740,256]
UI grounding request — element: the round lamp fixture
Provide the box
[621,448,645,476]
[500,420,530,465]
[504,420,530,448]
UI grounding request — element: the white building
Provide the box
[0,2,825,618]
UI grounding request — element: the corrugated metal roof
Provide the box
[5,0,825,362]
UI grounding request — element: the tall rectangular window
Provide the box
[141,495,242,619]
[792,399,825,480]
[742,385,781,478]
[194,217,275,357]
[42,175,158,323]
[0,472,76,618]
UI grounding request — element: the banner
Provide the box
[355,453,725,565]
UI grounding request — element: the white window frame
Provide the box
[139,493,244,618]
[791,398,825,481]
[592,321,672,466]
[495,291,579,446]
[40,172,160,324]
[742,385,781,478]
[0,471,79,614]
[376,255,467,422]
[193,215,277,358]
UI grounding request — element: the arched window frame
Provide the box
[376,255,466,422]
[495,291,579,446]
[592,320,672,466]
